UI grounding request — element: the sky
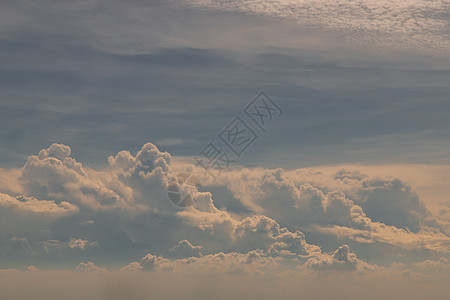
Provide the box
[0,0,450,299]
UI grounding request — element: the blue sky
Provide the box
[1,1,450,299]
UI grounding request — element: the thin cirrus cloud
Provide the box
[179,0,450,51]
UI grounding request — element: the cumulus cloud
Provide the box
[74,261,106,273]
[20,144,125,210]
[120,261,143,272]
[205,166,450,257]
[168,240,202,258]
[127,250,279,275]
[305,244,373,272]
[124,241,373,275]
[0,141,449,273]
[213,167,437,230]
[38,143,72,161]
[0,143,172,266]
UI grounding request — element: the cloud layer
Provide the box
[0,142,449,273]
[179,0,450,51]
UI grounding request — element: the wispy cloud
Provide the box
[179,0,450,51]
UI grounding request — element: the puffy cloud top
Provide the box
[38,144,71,161]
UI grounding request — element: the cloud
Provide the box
[315,220,450,253]
[26,265,39,272]
[205,166,450,261]
[128,249,279,275]
[213,167,440,231]
[0,236,33,259]
[168,240,202,258]
[125,241,371,275]
[0,141,449,272]
[0,193,79,243]
[38,143,72,160]
[305,244,369,272]
[0,143,172,265]
[0,193,78,217]
[20,144,125,210]
[120,261,143,272]
[36,238,100,258]
[179,0,450,51]
[74,261,106,273]
[412,257,450,275]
